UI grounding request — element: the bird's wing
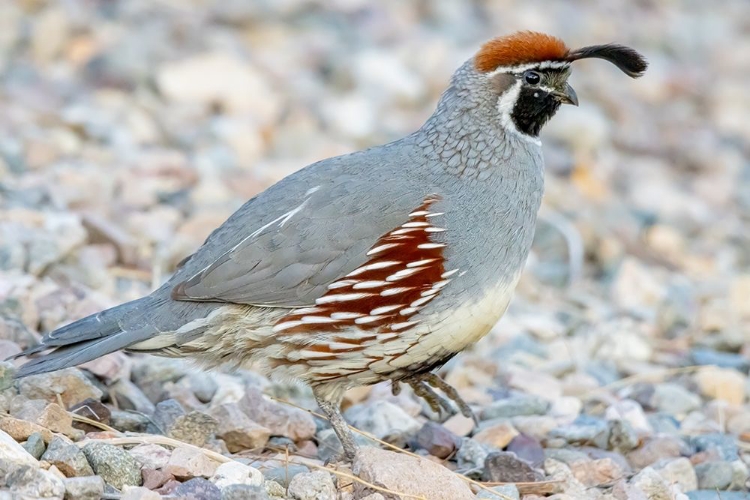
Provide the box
[13,146,439,378]
[170,152,432,307]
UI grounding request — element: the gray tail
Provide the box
[12,296,158,378]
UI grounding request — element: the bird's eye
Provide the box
[523,71,541,85]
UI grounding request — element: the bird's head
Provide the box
[469,31,648,141]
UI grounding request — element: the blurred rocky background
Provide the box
[0,0,749,499]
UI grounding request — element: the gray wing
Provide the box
[170,147,428,307]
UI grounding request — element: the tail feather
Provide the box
[41,311,121,346]
[14,328,155,377]
[11,289,216,378]
[11,297,157,378]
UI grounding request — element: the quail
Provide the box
[14,32,647,461]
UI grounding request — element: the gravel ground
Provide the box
[1,1,749,499]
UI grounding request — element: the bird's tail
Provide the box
[12,296,159,378]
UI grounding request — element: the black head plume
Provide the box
[567,44,648,78]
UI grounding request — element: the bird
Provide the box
[13,31,647,461]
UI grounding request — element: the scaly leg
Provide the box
[313,387,358,462]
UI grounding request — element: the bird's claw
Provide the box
[395,373,478,425]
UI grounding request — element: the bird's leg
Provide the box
[313,388,358,462]
[422,373,478,424]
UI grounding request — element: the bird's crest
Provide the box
[475,31,569,72]
[475,31,648,78]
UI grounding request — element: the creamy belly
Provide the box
[360,278,516,379]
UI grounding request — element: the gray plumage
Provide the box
[16,58,544,378]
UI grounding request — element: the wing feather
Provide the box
[169,157,424,307]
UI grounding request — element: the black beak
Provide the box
[553,83,579,106]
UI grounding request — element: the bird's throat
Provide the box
[510,87,562,137]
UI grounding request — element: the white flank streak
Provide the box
[386,267,423,281]
[407,258,437,268]
[370,304,403,315]
[399,307,418,316]
[432,279,451,289]
[293,307,323,315]
[330,312,363,320]
[425,212,444,217]
[421,288,440,297]
[346,261,401,277]
[355,315,383,325]
[380,287,412,296]
[272,321,303,333]
[410,295,435,308]
[328,280,358,290]
[391,321,419,331]
[441,269,459,278]
[391,228,420,235]
[316,293,372,304]
[418,243,446,249]
[424,227,446,233]
[366,243,400,256]
[408,210,430,217]
[402,221,430,228]
[305,185,321,196]
[301,316,340,324]
[352,280,388,289]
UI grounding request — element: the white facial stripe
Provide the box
[495,79,542,146]
[497,79,522,119]
[486,60,571,77]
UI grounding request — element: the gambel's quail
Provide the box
[14,32,647,460]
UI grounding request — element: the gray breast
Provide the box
[427,136,545,310]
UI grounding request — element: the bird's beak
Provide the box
[552,83,579,106]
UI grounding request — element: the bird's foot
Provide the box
[323,447,358,466]
[396,373,478,425]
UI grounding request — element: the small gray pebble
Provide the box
[22,432,46,460]
[686,491,750,500]
[172,477,221,500]
[263,464,310,488]
[222,484,270,500]
[82,442,142,490]
[63,476,104,500]
[480,394,549,420]
[109,409,151,433]
[695,461,734,490]
[475,484,520,500]
[691,434,739,461]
